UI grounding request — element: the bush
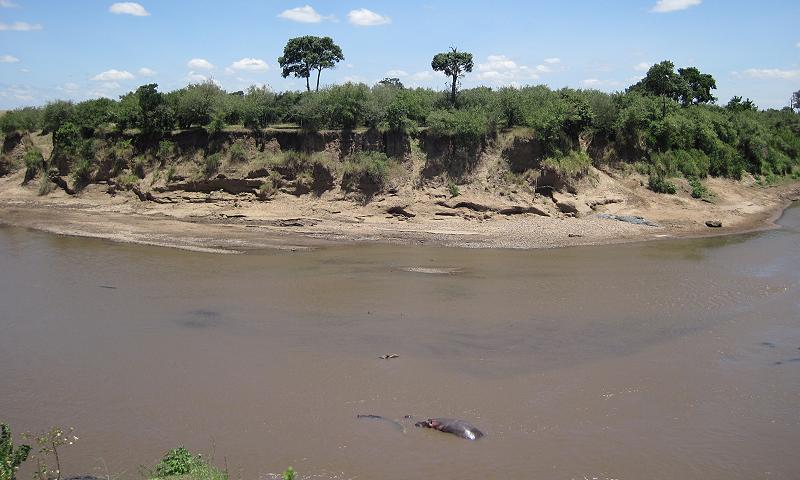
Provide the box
[448,180,460,197]
[648,174,676,194]
[203,153,221,177]
[23,148,45,180]
[0,107,42,134]
[426,108,492,148]
[0,423,31,480]
[149,447,226,480]
[341,151,391,193]
[228,141,247,163]
[688,176,708,198]
[157,140,176,161]
[72,157,93,184]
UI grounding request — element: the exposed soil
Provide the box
[0,129,797,253]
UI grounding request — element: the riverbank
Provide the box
[1,165,797,253]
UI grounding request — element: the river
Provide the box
[1,205,799,480]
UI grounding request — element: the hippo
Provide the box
[414,418,484,440]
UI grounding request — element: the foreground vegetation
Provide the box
[1,56,799,198]
[1,423,295,480]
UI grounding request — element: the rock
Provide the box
[586,197,623,209]
[705,220,722,228]
[498,205,549,217]
[556,200,578,214]
[568,233,583,238]
[267,218,320,227]
[596,213,659,227]
[386,205,416,218]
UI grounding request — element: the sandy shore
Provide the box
[0,168,798,253]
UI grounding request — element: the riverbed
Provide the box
[1,204,799,479]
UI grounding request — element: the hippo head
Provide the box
[414,419,441,429]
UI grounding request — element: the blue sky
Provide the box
[1,0,798,109]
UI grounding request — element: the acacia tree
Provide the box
[630,60,717,114]
[278,36,344,92]
[432,47,473,104]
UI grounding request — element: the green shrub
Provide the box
[341,151,391,193]
[688,176,709,198]
[165,165,177,183]
[448,180,460,197]
[228,141,247,163]
[149,447,226,480]
[648,174,676,194]
[23,148,45,178]
[1,423,31,480]
[426,108,492,148]
[204,153,221,177]
[0,107,42,134]
[157,140,176,161]
[71,157,93,184]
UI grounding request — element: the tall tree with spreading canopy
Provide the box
[431,47,473,104]
[676,67,717,106]
[793,89,800,111]
[629,60,717,114]
[278,36,344,92]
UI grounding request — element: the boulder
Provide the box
[705,220,722,228]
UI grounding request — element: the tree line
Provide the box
[1,36,799,183]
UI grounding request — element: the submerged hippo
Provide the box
[414,418,484,440]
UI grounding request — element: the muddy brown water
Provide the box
[2,205,800,480]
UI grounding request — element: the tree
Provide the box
[278,36,344,92]
[629,60,717,114]
[431,47,473,104]
[378,77,404,89]
[793,90,800,111]
[726,96,758,113]
[677,67,717,106]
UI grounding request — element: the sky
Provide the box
[1,0,799,109]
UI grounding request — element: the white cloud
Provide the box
[476,54,541,83]
[0,0,18,7]
[58,82,80,92]
[1,54,19,63]
[0,22,43,31]
[347,8,391,26]
[91,69,134,81]
[581,78,623,89]
[278,5,328,23]
[796,41,800,48]
[739,68,800,79]
[385,69,408,77]
[187,58,214,70]
[651,0,701,13]
[186,71,219,85]
[544,58,561,64]
[411,71,434,81]
[137,67,156,76]
[228,58,268,71]
[633,62,652,72]
[109,2,150,16]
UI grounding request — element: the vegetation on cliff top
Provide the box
[1,41,799,196]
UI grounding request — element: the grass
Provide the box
[203,153,222,177]
[541,150,592,177]
[115,172,139,187]
[37,174,55,195]
[447,180,460,197]
[341,151,392,193]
